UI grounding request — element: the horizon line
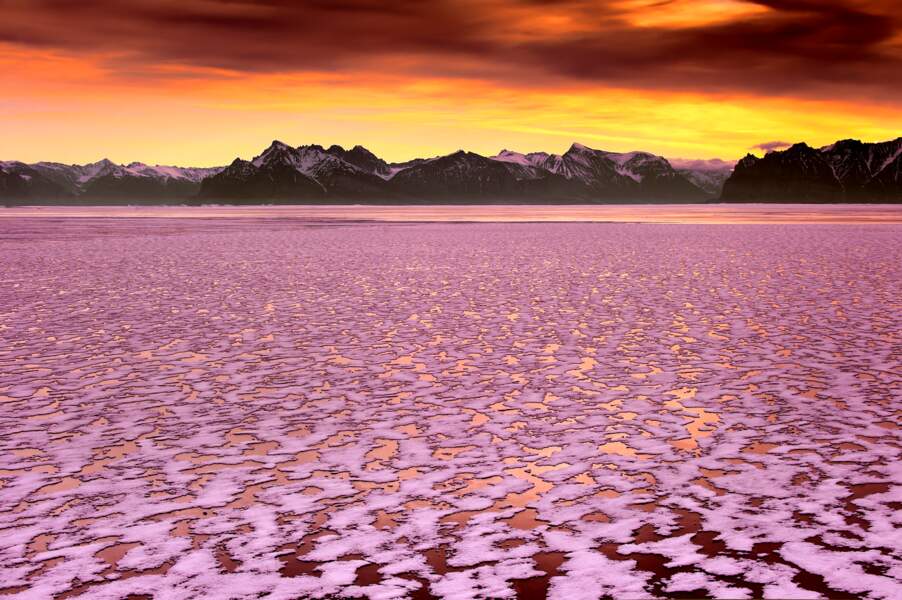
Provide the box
[6,134,901,170]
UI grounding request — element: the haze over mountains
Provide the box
[2,137,899,204]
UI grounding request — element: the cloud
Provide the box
[0,0,899,100]
[752,141,792,152]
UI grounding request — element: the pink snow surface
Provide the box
[0,217,899,599]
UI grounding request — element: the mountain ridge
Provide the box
[196,140,725,203]
[3,136,900,204]
[0,140,731,204]
[721,137,902,202]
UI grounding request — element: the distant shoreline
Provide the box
[3,204,901,225]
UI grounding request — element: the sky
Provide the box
[1,0,900,166]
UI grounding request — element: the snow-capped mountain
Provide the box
[199,141,388,201]
[197,154,325,202]
[491,149,551,170]
[325,144,392,178]
[6,136,896,205]
[198,140,733,202]
[668,158,735,198]
[494,144,724,200]
[0,158,223,203]
[0,141,724,204]
[531,143,634,191]
[385,150,585,202]
[529,143,711,200]
[721,138,902,202]
[1,161,72,201]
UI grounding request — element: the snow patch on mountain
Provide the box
[124,163,223,183]
[668,158,736,171]
[490,150,549,169]
[876,146,902,174]
[605,152,654,182]
[250,141,373,184]
[28,159,224,189]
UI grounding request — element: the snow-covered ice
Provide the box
[0,215,899,599]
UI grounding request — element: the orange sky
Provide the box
[1,0,900,166]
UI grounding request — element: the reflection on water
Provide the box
[0,217,899,599]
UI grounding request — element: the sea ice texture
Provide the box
[0,216,899,599]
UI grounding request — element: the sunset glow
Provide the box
[1,0,900,165]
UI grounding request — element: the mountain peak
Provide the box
[491,149,546,169]
[256,140,294,159]
[785,142,814,153]
[568,142,593,153]
[322,144,391,177]
[826,139,864,152]
[253,140,302,167]
[267,140,292,150]
[345,145,380,161]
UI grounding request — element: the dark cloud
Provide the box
[0,0,900,100]
[508,0,901,99]
[752,141,792,152]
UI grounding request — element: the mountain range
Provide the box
[721,138,902,202]
[0,159,221,203]
[2,137,899,204]
[197,141,731,203]
[0,142,732,204]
